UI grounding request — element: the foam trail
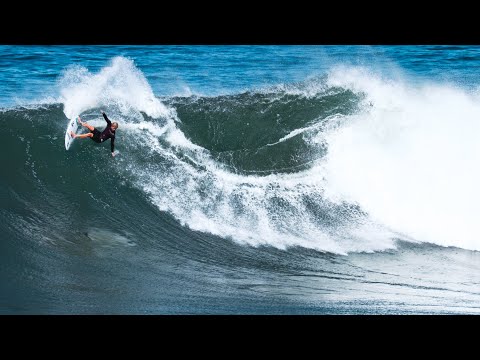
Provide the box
[267,114,340,147]
[267,127,312,147]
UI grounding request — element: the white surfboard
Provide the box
[65,116,78,150]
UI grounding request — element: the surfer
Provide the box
[70,111,118,157]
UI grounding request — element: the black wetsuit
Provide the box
[91,113,116,153]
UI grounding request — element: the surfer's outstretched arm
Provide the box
[102,111,111,126]
[110,137,115,155]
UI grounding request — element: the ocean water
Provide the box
[2,45,480,314]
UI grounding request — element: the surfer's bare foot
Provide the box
[70,131,76,138]
[77,116,83,125]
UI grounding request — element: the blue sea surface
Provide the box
[2,45,480,107]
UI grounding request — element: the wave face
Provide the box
[5,57,480,255]
[3,48,480,314]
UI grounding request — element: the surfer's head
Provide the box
[112,122,119,130]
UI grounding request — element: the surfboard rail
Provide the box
[65,116,78,150]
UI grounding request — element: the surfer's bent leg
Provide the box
[71,132,93,139]
[78,116,95,132]
[82,122,95,132]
